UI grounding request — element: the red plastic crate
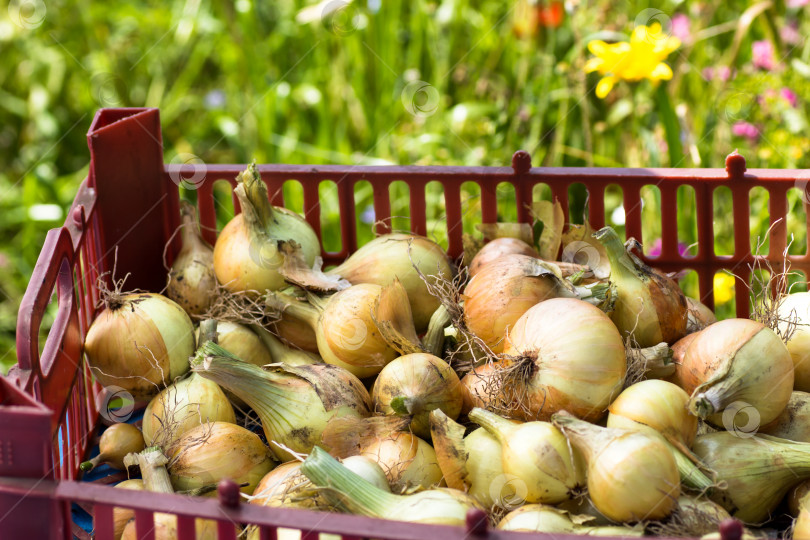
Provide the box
[2,107,809,539]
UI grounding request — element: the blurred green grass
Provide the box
[2,0,810,372]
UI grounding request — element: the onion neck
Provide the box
[249,323,318,366]
[390,396,422,415]
[688,376,743,418]
[665,440,715,492]
[468,408,515,443]
[593,227,640,284]
[123,447,173,494]
[551,411,612,462]
[266,291,321,329]
[423,305,451,356]
[301,446,399,517]
[178,201,208,254]
[235,163,276,234]
[198,319,219,347]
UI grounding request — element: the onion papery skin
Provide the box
[686,297,717,334]
[358,431,443,491]
[121,512,218,540]
[667,331,700,389]
[270,316,320,354]
[692,432,810,523]
[167,421,276,495]
[503,298,626,422]
[553,412,679,522]
[777,292,810,392]
[460,362,503,414]
[496,504,644,535]
[372,353,463,439]
[167,201,217,317]
[677,318,793,427]
[213,165,320,295]
[252,461,325,509]
[464,428,507,508]
[141,373,236,447]
[469,238,539,278]
[112,479,144,540]
[760,391,810,442]
[90,423,145,471]
[84,293,195,398]
[315,284,400,378]
[327,234,454,332]
[196,321,270,367]
[192,342,371,461]
[463,254,571,353]
[789,479,810,516]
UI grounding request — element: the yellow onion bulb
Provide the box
[463,254,569,353]
[503,298,626,422]
[85,293,195,398]
[141,373,235,447]
[252,461,324,509]
[789,479,810,516]
[168,421,276,495]
[760,391,810,442]
[327,233,454,332]
[797,509,810,540]
[81,423,145,472]
[166,201,217,317]
[112,479,144,540]
[460,362,503,414]
[372,353,463,439]
[677,318,793,427]
[121,513,218,540]
[359,431,443,491]
[777,292,810,392]
[469,237,539,278]
[686,297,716,334]
[497,504,644,536]
[607,379,697,449]
[270,316,320,354]
[667,331,700,389]
[195,321,270,367]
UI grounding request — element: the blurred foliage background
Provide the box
[2,0,810,371]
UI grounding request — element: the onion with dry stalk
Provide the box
[606,379,714,491]
[141,372,235,448]
[429,409,510,509]
[166,201,217,316]
[468,237,539,277]
[469,408,583,504]
[552,411,680,522]
[692,431,810,523]
[759,391,810,442]
[326,233,454,332]
[84,292,195,398]
[594,226,688,347]
[500,298,626,422]
[191,341,371,461]
[80,423,145,472]
[674,318,793,427]
[463,254,611,353]
[372,353,462,438]
[322,416,442,491]
[496,504,644,535]
[266,281,419,378]
[213,163,320,295]
[777,292,810,392]
[167,421,276,495]
[111,479,144,540]
[301,446,481,526]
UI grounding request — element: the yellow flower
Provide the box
[585,23,681,98]
[713,272,736,305]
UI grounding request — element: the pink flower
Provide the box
[788,0,809,7]
[647,238,690,258]
[702,66,733,81]
[732,121,759,141]
[670,14,691,43]
[782,87,798,107]
[752,40,778,71]
[781,21,801,45]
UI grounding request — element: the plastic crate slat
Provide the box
[93,503,115,540]
[134,509,156,540]
[258,525,278,540]
[176,514,196,540]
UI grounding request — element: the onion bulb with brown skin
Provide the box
[372,353,462,439]
[594,226,688,347]
[213,163,320,295]
[692,432,810,523]
[266,285,404,378]
[463,254,611,353]
[326,233,454,332]
[502,298,626,422]
[166,201,217,317]
[666,331,699,389]
[552,411,680,522]
[460,362,504,414]
[469,408,583,504]
[269,316,320,354]
[141,373,235,448]
[301,446,481,526]
[191,341,371,461]
[84,293,195,398]
[789,479,810,517]
[647,495,733,538]
[468,237,539,277]
[606,379,713,491]
[675,318,793,427]
[429,409,511,509]
[167,421,276,495]
[497,504,644,536]
[112,479,144,540]
[322,416,443,491]
[80,423,145,472]
[759,391,810,442]
[777,292,810,392]
[686,297,717,334]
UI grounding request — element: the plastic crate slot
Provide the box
[283,180,306,217]
[603,184,625,240]
[387,180,411,236]
[786,187,808,256]
[319,180,344,254]
[425,181,448,250]
[532,182,553,204]
[258,525,278,540]
[790,270,809,293]
[458,181,482,242]
[676,185,699,259]
[212,179,238,235]
[640,185,662,257]
[567,182,587,226]
[713,269,737,320]
[496,182,518,224]
[677,270,700,306]
[749,186,770,257]
[712,186,734,257]
[353,180,375,248]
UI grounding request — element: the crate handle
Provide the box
[15,227,77,389]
